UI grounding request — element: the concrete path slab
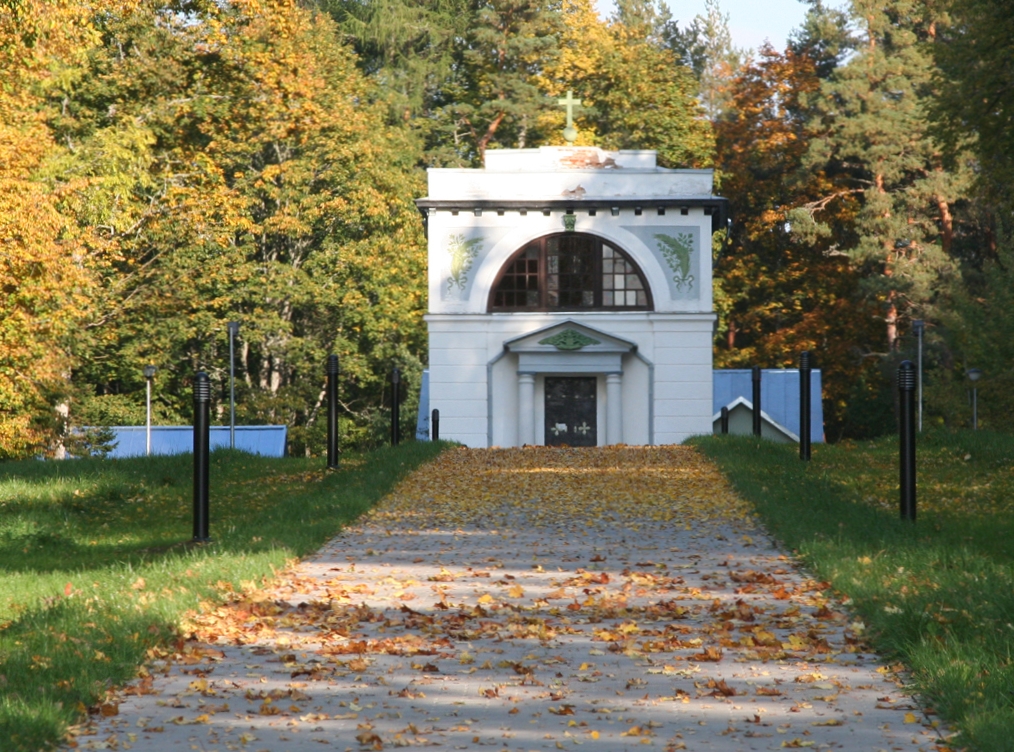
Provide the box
[66,447,951,752]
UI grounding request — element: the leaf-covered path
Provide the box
[68,447,948,751]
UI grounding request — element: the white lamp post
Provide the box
[967,368,982,430]
[227,321,240,449]
[143,364,156,455]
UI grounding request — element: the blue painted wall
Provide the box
[713,369,824,443]
[105,426,287,458]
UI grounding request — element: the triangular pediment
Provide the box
[504,320,637,354]
[713,397,800,443]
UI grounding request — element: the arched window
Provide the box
[489,233,652,311]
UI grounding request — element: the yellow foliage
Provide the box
[373,445,756,529]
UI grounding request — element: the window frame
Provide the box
[487,233,654,312]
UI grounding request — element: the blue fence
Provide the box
[104,426,287,458]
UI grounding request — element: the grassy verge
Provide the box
[692,430,1014,752]
[0,440,448,751]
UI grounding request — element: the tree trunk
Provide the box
[936,194,953,255]
[476,110,505,165]
[886,294,898,351]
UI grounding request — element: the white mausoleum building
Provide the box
[418,146,727,448]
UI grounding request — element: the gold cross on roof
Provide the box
[557,90,583,144]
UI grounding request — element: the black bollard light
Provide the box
[898,360,917,522]
[751,366,762,437]
[432,408,440,442]
[326,354,339,469]
[192,371,211,543]
[391,367,401,447]
[799,351,812,461]
[720,406,729,434]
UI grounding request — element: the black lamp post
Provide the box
[967,368,983,430]
[143,365,157,456]
[391,367,401,447]
[227,321,240,449]
[326,355,339,468]
[912,320,924,431]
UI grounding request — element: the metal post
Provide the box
[966,368,982,430]
[146,378,151,455]
[391,367,401,447]
[227,322,240,449]
[326,354,339,468]
[720,406,729,434]
[751,366,762,437]
[898,360,916,522]
[799,351,812,461]
[432,408,440,441]
[912,320,924,432]
[143,365,156,456]
[193,372,211,542]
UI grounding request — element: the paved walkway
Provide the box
[68,447,949,751]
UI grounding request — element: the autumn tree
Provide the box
[43,0,428,451]
[712,42,885,438]
[540,0,713,168]
[0,0,105,458]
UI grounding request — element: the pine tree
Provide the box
[427,0,563,165]
[664,0,745,120]
[800,0,971,352]
[934,0,1014,210]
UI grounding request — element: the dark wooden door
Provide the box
[544,377,597,446]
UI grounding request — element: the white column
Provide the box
[518,373,536,446]
[606,372,623,445]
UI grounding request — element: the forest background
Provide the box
[0,0,1011,458]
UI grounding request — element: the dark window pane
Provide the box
[493,245,541,308]
[493,235,650,311]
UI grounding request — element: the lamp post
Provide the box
[967,368,983,430]
[912,320,924,431]
[227,321,240,449]
[143,365,156,456]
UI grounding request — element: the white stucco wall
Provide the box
[421,147,720,448]
[427,313,714,447]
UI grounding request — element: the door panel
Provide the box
[544,377,597,447]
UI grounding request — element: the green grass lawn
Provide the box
[693,429,1014,752]
[0,441,447,752]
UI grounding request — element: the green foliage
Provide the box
[927,233,1014,431]
[801,0,972,351]
[35,0,428,456]
[662,0,744,119]
[934,0,1014,210]
[696,430,1014,750]
[540,0,713,168]
[0,442,446,751]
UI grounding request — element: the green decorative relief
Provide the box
[562,214,577,232]
[655,232,695,292]
[539,329,601,350]
[446,234,483,292]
